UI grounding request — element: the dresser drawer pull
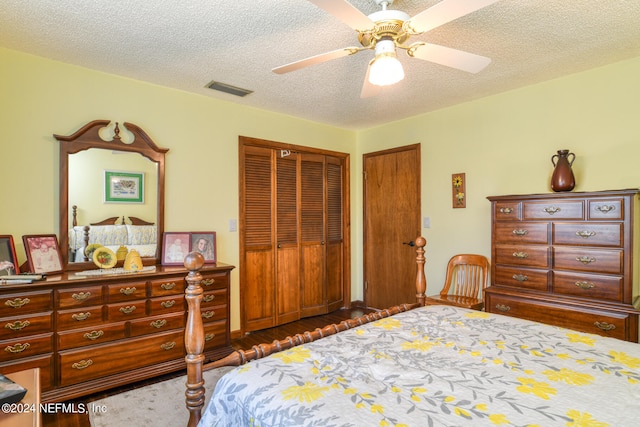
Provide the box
[203,295,215,303]
[83,330,104,341]
[119,287,137,295]
[594,321,616,331]
[512,252,528,259]
[512,229,528,236]
[161,300,176,309]
[161,282,177,290]
[119,306,137,314]
[202,278,216,287]
[4,343,30,354]
[161,341,176,351]
[499,207,514,214]
[575,230,596,238]
[202,311,215,319]
[72,292,91,301]
[495,304,511,312]
[543,206,561,215]
[72,359,93,370]
[596,205,616,214]
[150,319,167,329]
[5,320,30,331]
[576,256,596,265]
[72,312,91,321]
[512,274,528,282]
[5,297,30,309]
[575,281,595,289]
[205,333,215,342]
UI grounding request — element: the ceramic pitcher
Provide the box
[551,149,575,192]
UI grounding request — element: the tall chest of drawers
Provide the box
[0,263,234,401]
[486,189,640,342]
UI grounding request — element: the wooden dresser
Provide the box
[486,189,640,342]
[0,263,233,401]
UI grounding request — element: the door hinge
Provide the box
[364,280,368,290]
[363,171,367,180]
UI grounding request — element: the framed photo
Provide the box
[0,235,20,276]
[162,232,191,265]
[191,232,217,263]
[104,170,144,203]
[22,234,63,274]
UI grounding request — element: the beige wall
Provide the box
[2,46,640,330]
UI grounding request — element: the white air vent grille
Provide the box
[205,81,253,97]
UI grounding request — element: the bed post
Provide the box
[184,252,206,427]
[415,236,427,306]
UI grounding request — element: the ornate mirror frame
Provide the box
[56,120,168,270]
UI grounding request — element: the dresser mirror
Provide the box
[57,120,168,270]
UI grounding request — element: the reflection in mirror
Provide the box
[57,120,167,271]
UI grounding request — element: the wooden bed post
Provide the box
[184,252,206,427]
[415,236,427,306]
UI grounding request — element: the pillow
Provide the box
[88,225,128,246]
[126,225,157,245]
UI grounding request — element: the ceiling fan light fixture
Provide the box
[368,39,404,86]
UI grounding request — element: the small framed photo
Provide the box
[22,234,63,274]
[191,232,217,263]
[104,170,144,203]
[0,235,20,276]
[162,232,191,265]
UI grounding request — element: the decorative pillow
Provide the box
[88,225,128,246]
[126,225,157,245]
[0,374,27,405]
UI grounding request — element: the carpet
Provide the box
[88,366,234,427]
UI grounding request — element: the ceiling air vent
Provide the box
[205,81,253,97]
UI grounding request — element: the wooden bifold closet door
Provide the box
[240,137,349,333]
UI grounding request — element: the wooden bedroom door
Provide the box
[363,144,421,309]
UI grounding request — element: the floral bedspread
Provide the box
[199,305,640,426]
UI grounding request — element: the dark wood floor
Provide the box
[42,307,374,427]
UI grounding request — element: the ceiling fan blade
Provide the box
[272,47,361,74]
[406,0,500,34]
[360,60,382,98]
[409,43,491,74]
[308,0,374,31]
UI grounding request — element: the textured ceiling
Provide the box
[2,0,640,130]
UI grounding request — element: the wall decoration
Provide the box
[104,170,144,203]
[0,235,19,275]
[452,173,466,208]
[191,232,217,263]
[22,234,63,274]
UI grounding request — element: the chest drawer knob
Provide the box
[72,359,93,370]
[119,306,137,314]
[72,292,91,301]
[594,321,616,331]
[150,319,167,329]
[576,256,596,265]
[203,295,215,303]
[495,304,511,312]
[512,274,528,282]
[202,278,216,287]
[161,341,176,351]
[5,320,30,331]
[596,205,616,214]
[4,342,30,353]
[5,297,30,308]
[72,312,91,321]
[202,311,215,319]
[161,300,176,309]
[161,282,176,290]
[575,230,596,238]
[512,252,528,259]
[499,207,513,214]
[205,333,215,342]
[512,229,528,236]
[575,281,595,289]
[543,206,561,215]
[83,330,104,341]
[119,287,137,295]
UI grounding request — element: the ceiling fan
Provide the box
[272,0,500,97]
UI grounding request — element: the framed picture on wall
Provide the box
[104,170,144,203]
[190,232,217,263]
[22,234,63,274]
[0,235,20,276]
[162,232,190,265]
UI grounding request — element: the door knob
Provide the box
[402,241,415,247]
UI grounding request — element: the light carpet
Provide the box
[88,366,234,427]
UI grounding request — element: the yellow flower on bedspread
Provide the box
[488,413,510,425]
[566,333,596,346]
[542,368,594,386]
[401,338,439,352]
[516,377,557,400]
[609,350,640,369]
[373,318,401,330]
[566,409,609,427]
[465,311,490,319]
[272,347,311,364]
[281,382,330,403]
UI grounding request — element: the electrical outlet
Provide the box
[423,217,431,228]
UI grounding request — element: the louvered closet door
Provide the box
[326,156,344,312]
[241,145,276,331]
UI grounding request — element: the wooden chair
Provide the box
[424,254,490,310]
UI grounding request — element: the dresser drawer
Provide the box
[57,306,105,330]
[107,300,147,321]
[0,333,53,362]
[588,198,624,220]
[148,295,184,314]
[203,320,228,350]
[553,223,623,247]
[495,245,549,268]
[201,289,227,307]
[107,282,147,302]
[200,273,229,290]
[553,247,623,274]
[523,200,584,220]
[494,267,549,291]
[0,353,54,392]
[148,277,183,296]
[485,292,634,341]
[57,322,126,350]
[58,330,184,387]
[495,222,548,244]
[494,202,521,221]
[552,271,623,302]
[0,291,52,317]
[129,312,185,338]
[0,312,53,340]
[56,286,102,309]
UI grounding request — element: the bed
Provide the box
[183,237,640,427]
